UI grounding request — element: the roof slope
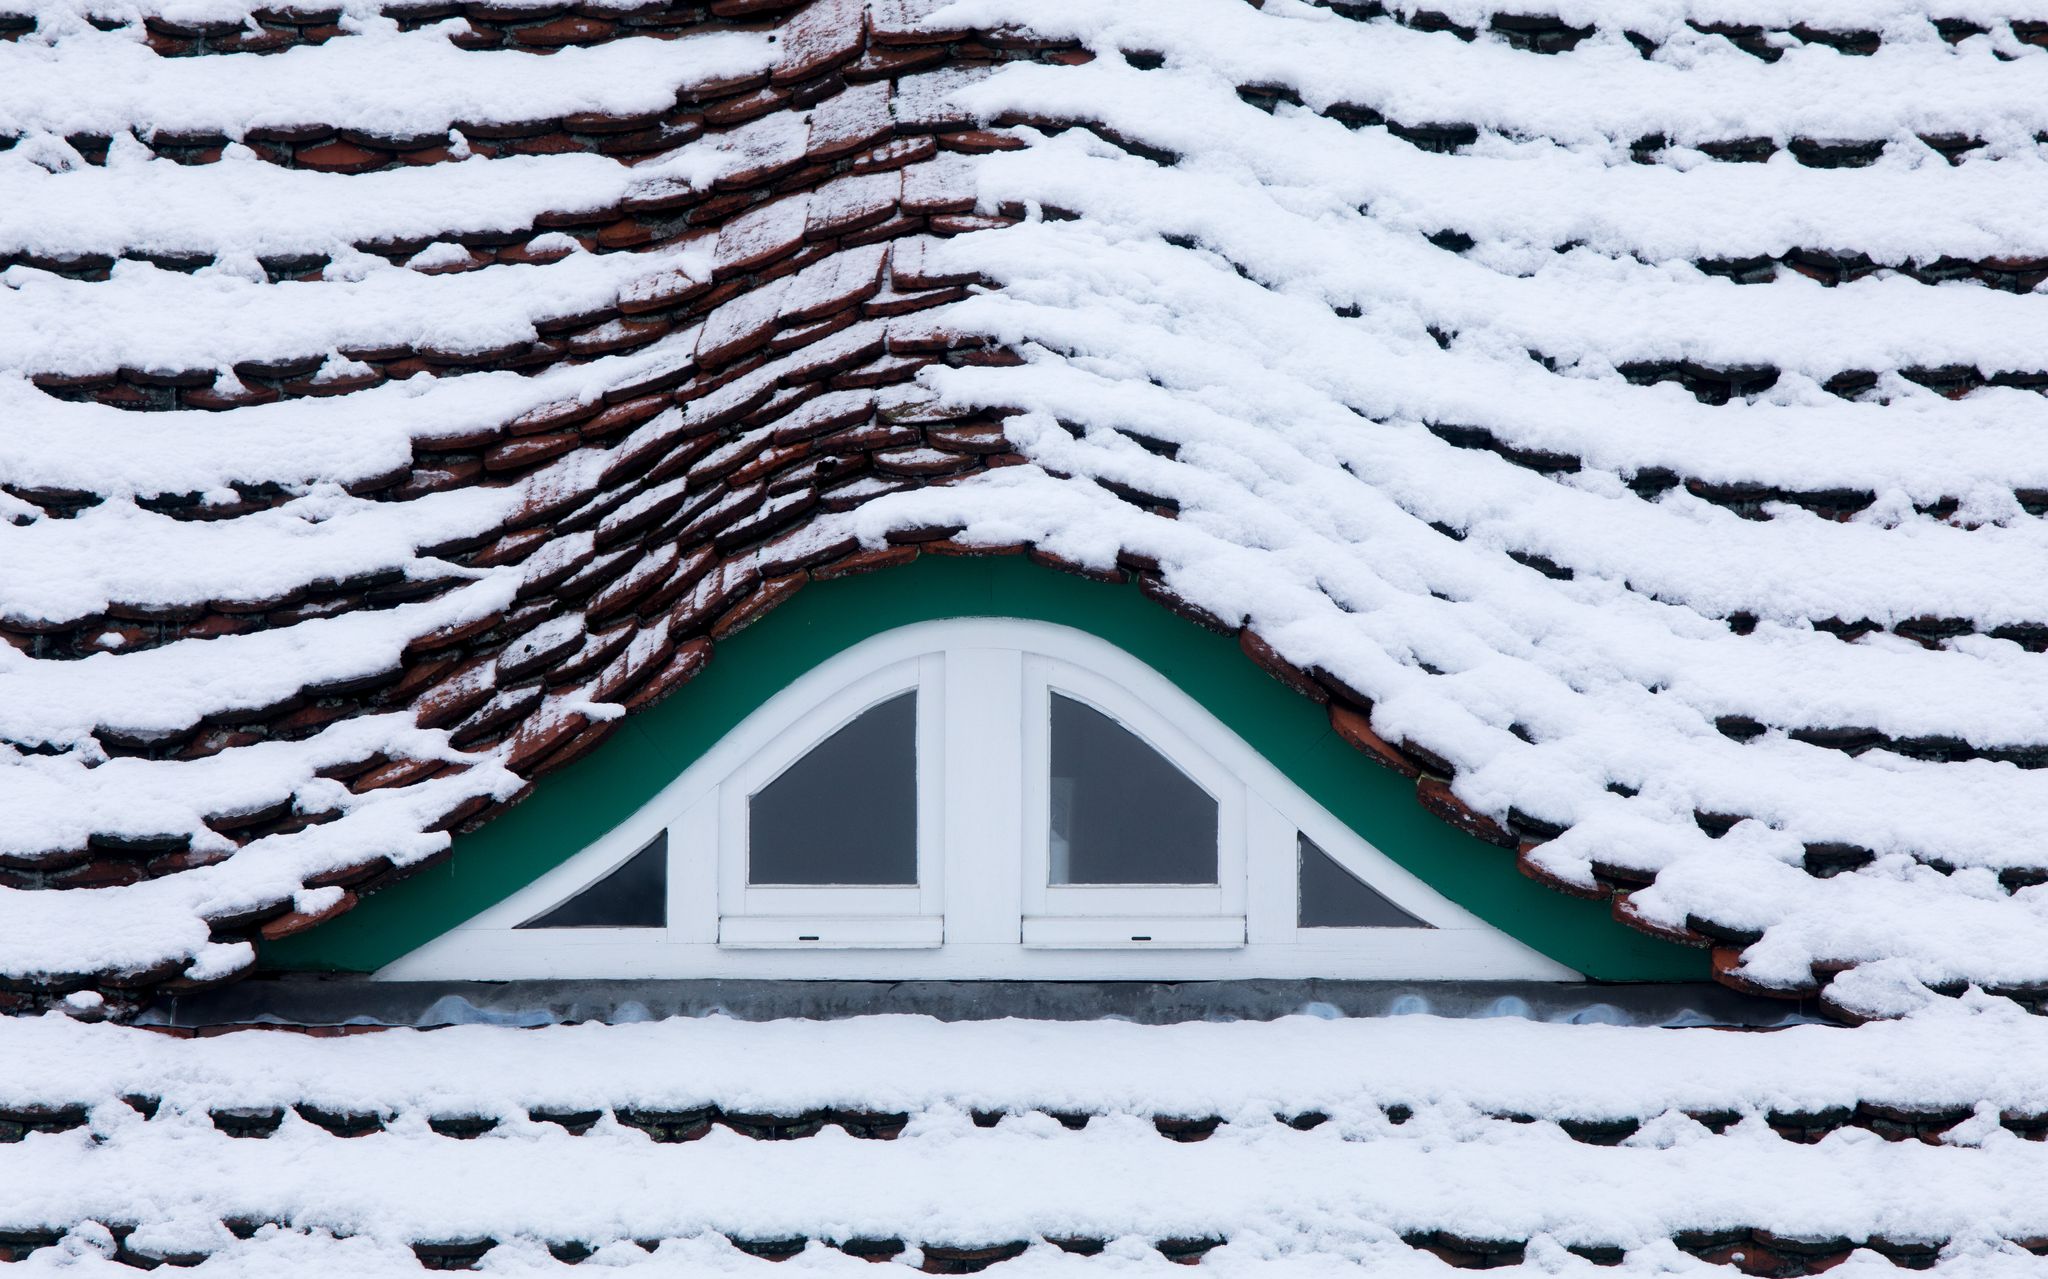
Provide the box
[3,1003,2048,1271]
[3,0,2048,1016]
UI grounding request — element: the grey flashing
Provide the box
[141,977,1826,1030]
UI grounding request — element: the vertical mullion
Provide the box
[1243,791,1295,945]
[1018,654,1052,922]
[941,644,1025,943]
[670,796,720,945]
[916,651,948,920]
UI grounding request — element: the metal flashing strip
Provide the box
[144,977,1819,1030]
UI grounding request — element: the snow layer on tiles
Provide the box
[1,1006,2047,1259]
[0,328,700,500]
[29,0,665,25]
[0,581,517,751]
[11,999,2048,1119]
[4,0,2048,1011]
[955,138,2048,495]
[13,1110,2048,1252]
[882,237,2048,994]
[805,0,2048,998]
[935,232,2048,637]
[0,0,803,997]
[947,67,2048,381]
[8,1237,2043,1279]
[981,57,2048,270]
[0,483,515,624]
[941,0,2048,148]
[0,243,698,378]
[0,149,638,261]
[1379,1,2048,41]
[0,17,772,139]
[896,226,2048,760]
[0,345,705,988]
[0,764,515,978]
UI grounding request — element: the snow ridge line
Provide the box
[0,0,960,58]
[1316,0,2048,58]
[958,0,2048,147]
[3,1003,2048,1269]
[1,1092,2032,1149]
[1,1219,2039,1274]
[2,0,781,59]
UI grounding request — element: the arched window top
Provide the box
[1049,692,1217,887]
[749,691,918,888]
[385,619,1575,982]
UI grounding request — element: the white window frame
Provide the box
[1020,655,1246,948]
[715,656,944,948]
[379,618,1578,982]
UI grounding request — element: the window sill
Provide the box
[1021,916,1247,949]
[717,916,945,949]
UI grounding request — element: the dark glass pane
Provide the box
[1298,833,1429,928]
[518,831,667,929]
[1049,692,1217,884]
[750,691,917,885]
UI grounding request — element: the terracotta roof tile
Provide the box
[0,0,2045,1030]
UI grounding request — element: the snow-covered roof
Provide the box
[4,0,2048,1021]
[5,1003,2048,1271]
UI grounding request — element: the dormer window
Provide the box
[389,619,1573,982]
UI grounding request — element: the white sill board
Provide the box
[1021,916,1247,949]
[718,916,945,949]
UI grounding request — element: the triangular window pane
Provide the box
[518,832,667,929]
[1298,832,1429,928]
[750,691,918,885]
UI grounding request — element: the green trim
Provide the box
[268,555,1706,981]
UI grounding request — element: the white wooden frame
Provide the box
[1019,655,1247,948]
[715,655,944,948]
[379,619,1578,982]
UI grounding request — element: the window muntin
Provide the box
[749,691,918,886]
[1048,692,1219,886]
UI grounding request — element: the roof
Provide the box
[4,1002,2048,1270]
[4,0,2048,1021]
